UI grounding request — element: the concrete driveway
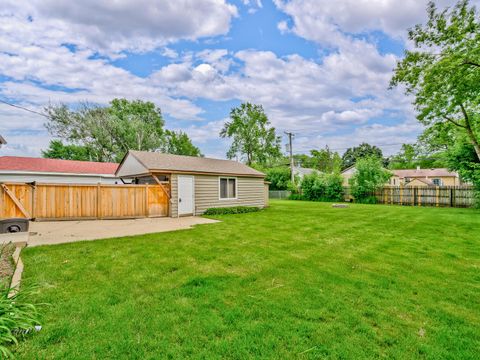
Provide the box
[27,216,218,247]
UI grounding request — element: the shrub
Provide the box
[300,172,344,202]
[349,157,391,203]
[265,167,291,190]
[203,206,261,215]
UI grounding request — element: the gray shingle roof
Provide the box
[129,150,265,177]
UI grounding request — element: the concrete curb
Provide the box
[7,237,28,298]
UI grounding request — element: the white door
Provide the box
[178,175,194,215]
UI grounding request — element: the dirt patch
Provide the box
[0,242,15,288]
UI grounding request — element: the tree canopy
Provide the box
[220,103,281,166]
[44,98,201,162]
[341,143,383,169]
[390,0,480,160]
[42,140,94,161]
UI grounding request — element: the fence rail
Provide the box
[0,182,170,220]
[344,186,476,208]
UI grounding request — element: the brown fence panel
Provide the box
[0,183,169,221]
[0,183,33,218]
[345,185,475,208]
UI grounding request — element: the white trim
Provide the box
[177,175,195,216]
[218,176,238,200]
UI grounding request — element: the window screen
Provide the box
[220,178,236,199]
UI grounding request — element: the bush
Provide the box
[203,206,261,215]
[265,167,291,190]
[300,172,344,202]
[349,157,391,203]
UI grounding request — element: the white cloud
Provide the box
[273,0,479,45]
[7,0,238,55]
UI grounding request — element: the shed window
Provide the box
[432,178,442,186]
[220,177,236,199]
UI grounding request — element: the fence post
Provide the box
[436,187,439,207]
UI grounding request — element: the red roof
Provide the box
[0,156,118,175]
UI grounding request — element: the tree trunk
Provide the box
[460,104,480,161]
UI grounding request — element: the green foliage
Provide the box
[0,280,41,358]
[293,148,342,173]
[44,98,201,162]
[390,0,480,160]
[300,172,344,202]
[220,103,281,165]
[446,140,480,207]
[164,130,202,157]
[42,140,94,161]
[264,167,290,190]
[342,143,383,169]
[388,143,448,169]
[203,206,261,215]
[349,157,392,203]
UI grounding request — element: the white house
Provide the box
[0,156,122,184]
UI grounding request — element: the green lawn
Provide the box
[16,201,480,359]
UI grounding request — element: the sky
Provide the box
[0,0,475,160]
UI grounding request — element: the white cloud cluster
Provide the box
[273,0,478,44]
[3,0,237,55]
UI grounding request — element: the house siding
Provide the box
[170,173,178,217]
[170,173,265,216]
[194,175,265,215]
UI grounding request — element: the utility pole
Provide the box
[284,131,294,183]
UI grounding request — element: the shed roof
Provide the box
[121,150,265,177]
[0,156,118,175]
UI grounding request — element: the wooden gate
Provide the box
[0,183,170,220]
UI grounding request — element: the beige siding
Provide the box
[169,173,265,216]
[194,175,265,214]
[170,174,178,217]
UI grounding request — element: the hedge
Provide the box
[203,206,261,215]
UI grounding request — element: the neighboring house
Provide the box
[116,150,268,217]
[342,165,462,187]
[293,166,318,179]
[341,165,356,186]
[0,156,121,184]
[391,168,462,186]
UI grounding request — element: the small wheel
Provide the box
[7,225,21,233]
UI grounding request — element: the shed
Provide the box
[116,151,268,217]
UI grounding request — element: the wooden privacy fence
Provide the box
[0,182,170,220]
[344,186,475,208]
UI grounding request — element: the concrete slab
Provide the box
[0,232,29,247]
[28,217,219,247]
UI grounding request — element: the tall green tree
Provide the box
[310,147,342,173]
[341,143,383,169]
[220,103,281,165]
[390,0,480,160]
[349,157,392,203]
[44,98,201,162]
[164,130,202,157]
[42,140,94,161]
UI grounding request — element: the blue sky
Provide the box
[0,0,469,160]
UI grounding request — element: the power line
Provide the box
[292,142,411,154]
[0,98,49,118]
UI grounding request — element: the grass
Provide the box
[15,200,480,359]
